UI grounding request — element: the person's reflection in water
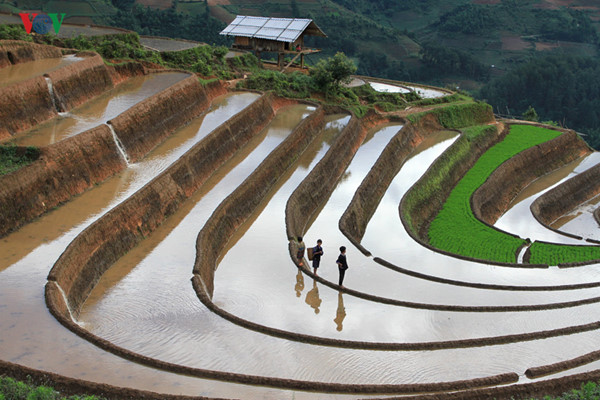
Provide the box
[294,269,304,297]
[305,279,322,314]
[334,290,346,331]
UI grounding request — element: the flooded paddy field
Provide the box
[7,72,190,147]
[0,54,83,88]
[3,65,600,398]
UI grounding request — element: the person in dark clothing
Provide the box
[336,246,348,288]
[296,236,305,266]
[312,239,323,275]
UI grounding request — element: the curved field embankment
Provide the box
[0,359,206,400]
[474,126,591,226]
[339,113,442,256]
[7,354,600,400]
[0,40,62,68]
[0,74,224,238]
[400,103,498,243]
[110,75,226,162]
[286,109,396,250]
[193,100,326,297]
[47,92,280,316]
[531,159,600,237]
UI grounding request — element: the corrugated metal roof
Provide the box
[220,15,325,43]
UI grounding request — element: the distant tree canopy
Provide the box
[107,3,228,45]
[479,53,600,148]
[436,4,496,35]
[436,3,598,44]
[418,41,490,81]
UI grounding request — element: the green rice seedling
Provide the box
[428,124,561,263]
[528,241,600,265]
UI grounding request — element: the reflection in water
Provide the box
[305,279,321,314]
[334,291,346,332]
[295,269,304,297]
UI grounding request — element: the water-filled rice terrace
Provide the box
[4,39,600,400]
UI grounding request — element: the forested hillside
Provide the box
[1,0,600,146]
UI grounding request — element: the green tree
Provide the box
[523,105,539,122]
[310,52,357,94]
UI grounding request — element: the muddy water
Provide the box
[0,92,260,271]
[7,72,190,146]
[0,55,82,88]
[0,93,351,399]
[75,106,352,380]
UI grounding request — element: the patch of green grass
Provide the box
[0,376,105,399]
[0,24,33,42]
[407,101,493,129]
[428,124,561,263]
[528,241,600,265]
[527,380,600,399]
[0,145,40,176]
[241,69,315,98]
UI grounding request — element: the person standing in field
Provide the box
[336,246,348,288]
[312,239,323,275]
[297,236,306,266]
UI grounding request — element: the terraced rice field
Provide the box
[5,48,600,400]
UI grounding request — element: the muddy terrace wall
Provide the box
[193,100,326,297]
[0,53,115,139]
[110,75,226,162]
[47,92,278,315]
[474,126,591,225]
[400,103,497,241]
[0,125,125,237]
[1,358,599,400]
[0,75,225,238]
[0,75,57,140]
[46,54,115,112]
[285,108,391,246]
[338,114,433,255]
[0,40,62,68]
[531,156,600,231]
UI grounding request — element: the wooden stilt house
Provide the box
[220,15,326,71]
